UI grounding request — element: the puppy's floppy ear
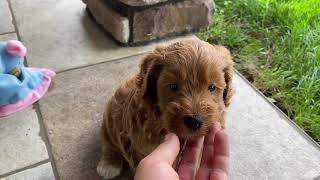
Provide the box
[137,47,165,104]
[223,63,233,107]
[216,46,234,107]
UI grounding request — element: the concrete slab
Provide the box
[38,55,142,179]
[39,53,320,179]
[0,33,17,41]
[10,0,197,72]
[0,108,49,175]
[1,163,54,180]
[0,0,15,34]
[228,74,320,179]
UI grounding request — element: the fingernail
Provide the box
[164,133,174,141]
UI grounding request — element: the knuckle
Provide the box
[138,157,152,168]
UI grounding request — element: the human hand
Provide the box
[134,122,229,180]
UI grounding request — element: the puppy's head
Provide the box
[137,40,233,138]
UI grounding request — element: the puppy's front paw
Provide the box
[97,159,122,179]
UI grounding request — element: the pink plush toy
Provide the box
[0,40,55,117]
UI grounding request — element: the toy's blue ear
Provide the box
[6,40,27,57]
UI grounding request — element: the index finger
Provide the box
[196,123,229,179]
[210,128,229,180]
[145,133,180,165]
[177,137,204,180]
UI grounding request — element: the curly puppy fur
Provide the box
[97,39,233,179]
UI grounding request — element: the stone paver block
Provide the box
[87,0,213,44]
[0,107,49,175]
[87,0,129,43]
[133,0,213,42]
[1,163,54,180]
[38,55,142,179]
[228,74,320,179]
[10,0,197,72]
[0,0,15,34]
[119,0,169,6]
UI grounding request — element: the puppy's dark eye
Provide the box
[169,83,178,92]
[208,84,216,92]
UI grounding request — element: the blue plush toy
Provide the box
[0,40,55,117]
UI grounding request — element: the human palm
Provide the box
[135,122,229,180]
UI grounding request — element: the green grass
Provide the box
[198,0,320,143]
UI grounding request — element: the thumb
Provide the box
[145,133,180,165]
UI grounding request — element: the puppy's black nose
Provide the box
[184,115,203,130]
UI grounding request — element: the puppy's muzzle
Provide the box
[183,115,203,130]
